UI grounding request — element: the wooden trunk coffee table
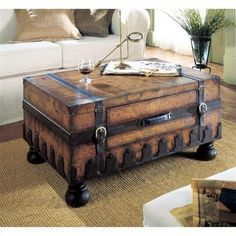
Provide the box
[23,59,222,207]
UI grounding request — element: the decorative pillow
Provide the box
[13,9,81,42]
[74,9,114,37]
[191,178,236,226]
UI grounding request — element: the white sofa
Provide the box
[0,9,150,126]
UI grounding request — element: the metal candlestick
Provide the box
[114,10,131,70]
[94,10,144,69]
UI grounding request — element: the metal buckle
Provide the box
[95,126,107,139]
[199,103,208,114]
[198,84,205,90]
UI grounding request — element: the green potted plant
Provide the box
[166,9,231,72]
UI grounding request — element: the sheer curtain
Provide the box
[152,9,192,55]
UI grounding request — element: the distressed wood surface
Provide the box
[23,58,221,181]
[24,111,71,179]
[24,108,221,180]
[24,63,220,134]
[24,109,221,180]
[107,90,196,125]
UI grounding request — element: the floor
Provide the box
[0,46,235,143]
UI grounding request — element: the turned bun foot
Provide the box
[27,147,46,164]
[65,183,90,207]
[196,142,217,161]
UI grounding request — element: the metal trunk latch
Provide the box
[95,126,107,143]
[198,102,208,115]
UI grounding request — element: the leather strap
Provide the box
[95,101,107,173]
[182,73,206,142]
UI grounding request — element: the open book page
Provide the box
[101,60,180,76]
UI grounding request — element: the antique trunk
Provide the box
[23,62,222,207]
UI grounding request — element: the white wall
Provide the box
[224,9,236,86]
[210,31,224,65]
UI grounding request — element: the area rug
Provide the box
[0,120,236,227]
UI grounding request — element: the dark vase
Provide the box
[190,36,211,73]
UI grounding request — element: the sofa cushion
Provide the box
[56,35,128,68]
[13,9,81,42]
[0,41,62,77]
[74,9,114,37]
[0,76,24,125]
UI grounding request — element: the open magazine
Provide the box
[101,60,181,77]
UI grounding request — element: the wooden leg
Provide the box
[27,146,46,164]
[196,142,217,161]
[65,182,90,207]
